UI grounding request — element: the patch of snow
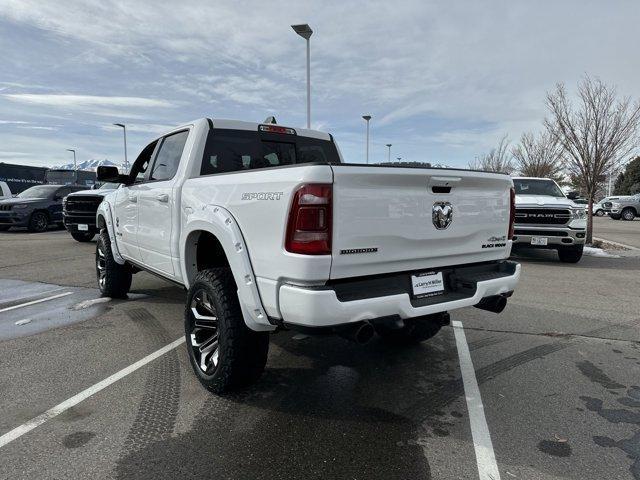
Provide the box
[71,297,111,310]
[583,246,620,258]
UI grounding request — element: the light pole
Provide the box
[113,123,128,172]
[66,149,77,171]
[291,24,313,129]
[397,157,402,163]
[386,144,392,163]
[362,115,371,163]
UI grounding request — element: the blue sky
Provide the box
[0,0,639,168]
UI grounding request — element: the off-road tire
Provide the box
[185,268,269,394]
[558,244,584,263]
[375,314,445,345]
[622,208,636,221]
[70,230,96,242]
[28,211,49,232]
[594,209,604,217]
[96,229,132,298]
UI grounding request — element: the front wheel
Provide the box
[185,268,269,394]
[622,208,636,221]
[558,245,584,263]
[610,214,621,220]
[594,209,605,217]
[0,225,10,232]
[70,230,96,242]
[96,230,131,298]
[28,211,49,232]
[374,313,447,345]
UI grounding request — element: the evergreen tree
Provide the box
[617,156,640,195]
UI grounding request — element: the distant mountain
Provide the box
[53,159,118,171]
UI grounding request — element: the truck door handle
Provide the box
[128,195,138,203]
[156,194,169,203]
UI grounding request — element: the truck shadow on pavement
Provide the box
[112,313,632,480]
[113,333,463,480]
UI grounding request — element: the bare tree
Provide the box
[469,135,515,174]
[545,76,640,243]
[512,130,565,183]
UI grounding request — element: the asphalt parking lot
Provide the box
[593,215,640,249]
[1,223,639,480]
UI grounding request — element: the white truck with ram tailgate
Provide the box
[95,118,521,393]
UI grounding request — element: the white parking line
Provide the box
[0,337,185,449]
[452,320,501,480]
[0,291,73,313]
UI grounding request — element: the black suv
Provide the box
[0,184,86,232]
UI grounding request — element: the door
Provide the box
[137,130,189,277]
[113,140,158,262]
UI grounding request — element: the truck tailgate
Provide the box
[330,165,513,279]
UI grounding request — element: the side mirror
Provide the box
[97,166,130,185]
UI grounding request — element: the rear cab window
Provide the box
[200,128,340,176]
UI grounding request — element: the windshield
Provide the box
[513,179,565,197]
[16,185,59,199]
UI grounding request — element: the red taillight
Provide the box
[508,187,516,240]
[285,184,332,255]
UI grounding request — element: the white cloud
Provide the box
[3,94,172,108]
[1,0,640,166]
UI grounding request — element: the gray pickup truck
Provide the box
[610,194,640,220]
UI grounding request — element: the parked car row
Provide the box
[0,184,87,232]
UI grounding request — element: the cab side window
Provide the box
[129,140,158,184]
[149,130,189,181]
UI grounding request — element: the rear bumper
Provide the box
[512,225,586,247]
[278,260,520,328]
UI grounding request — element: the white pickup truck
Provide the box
[511,177,587,263]
[96,118,520,393]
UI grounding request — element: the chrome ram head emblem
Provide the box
[432,201,453,230]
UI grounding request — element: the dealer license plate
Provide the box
[531,236,548,246]
[411,271,445,298]
[78,224,89,231]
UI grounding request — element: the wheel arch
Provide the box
[96,201,125,264]
[181,206,275,332]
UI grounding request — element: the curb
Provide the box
[593,237,640,251]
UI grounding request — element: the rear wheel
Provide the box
[96,230,131,298]
[375,313,448,345]
[558,244,584,263]
[28,211,49,232]
[622,208,636,221]
[70,230,96,242]
[185,268,269,394]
